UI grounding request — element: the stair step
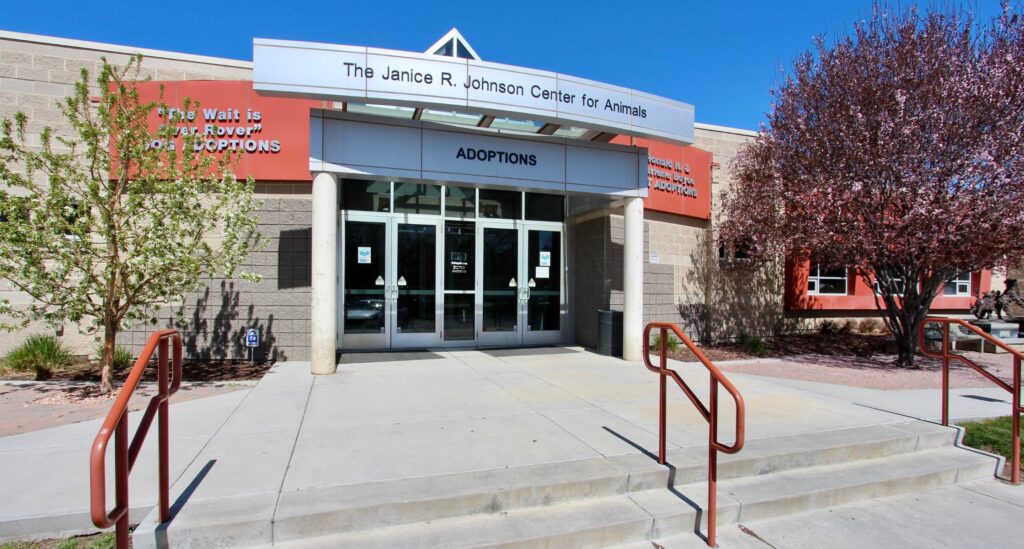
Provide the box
[724,446,997,523]
[274,446,996,549]
[129,421,980,549]
[274,495,654,549]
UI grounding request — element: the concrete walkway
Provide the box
[0,347,1017,544]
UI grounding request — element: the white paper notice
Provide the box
[536,266,550,279]
[357,247,371,264]
[539,251,551,267]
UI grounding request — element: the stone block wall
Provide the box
[117,188,313,362]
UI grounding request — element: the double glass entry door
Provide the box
[340,214,563,349]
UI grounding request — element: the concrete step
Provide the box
[129,421,986,549]
[274,495,656,549]
[275,446,996,549]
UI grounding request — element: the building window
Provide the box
[808,263,848,295]
[524,192,564,222]
[873,277,907,296]
[944,272,971,296]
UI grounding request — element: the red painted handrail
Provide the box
[641,322,746,548]
[918,317,1021,484]
[90,330,182,549]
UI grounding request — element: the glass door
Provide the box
[476,222,565,347]
[477,222,522,347]
[390,217,442,348]
[341,216,388,349]
[522,226,564,345]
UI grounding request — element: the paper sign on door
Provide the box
[539,251,551,267]
[536,266,550,279]
[357,247,371,264]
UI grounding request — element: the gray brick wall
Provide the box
[117,196,312,361]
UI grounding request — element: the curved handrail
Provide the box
[90,329,182,548]
[642,322,746,454]
[918,317,1021,484]
[640,322,746,548]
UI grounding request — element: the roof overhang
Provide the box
[253,38,694,146]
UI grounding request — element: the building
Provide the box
[0,29,995,371]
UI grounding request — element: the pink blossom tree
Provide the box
[719,3,1024,367]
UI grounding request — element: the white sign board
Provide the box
[254,38,695,145]
[539,251,551,267]
[357,246,371,264]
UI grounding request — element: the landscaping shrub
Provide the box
[2,335,71,380]
[96,344,136,371]
[738,333,768,356]
[857,318,883,334]
[649,333,681,353]
[818,319,839,335]
[837,320,856,334]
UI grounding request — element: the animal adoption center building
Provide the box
[0,29,993,371]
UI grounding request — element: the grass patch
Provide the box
[0,533,115,549]
[960,416,1023,466]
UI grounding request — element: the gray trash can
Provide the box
[597,309,623,357]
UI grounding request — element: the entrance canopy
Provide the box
[253,37,695,146]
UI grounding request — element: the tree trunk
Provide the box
[101,325,117,395]
[893,323,918,368]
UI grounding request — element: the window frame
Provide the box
[943,271,972,297]
[807,263,848,296]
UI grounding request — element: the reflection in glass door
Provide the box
[391,220,441,348]
[523,228,563,345]
[478,225,521,346]
[444,221,475,343]
[342,220,387,349]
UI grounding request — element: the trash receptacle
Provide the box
[597,309,623,357]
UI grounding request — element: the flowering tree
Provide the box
[0,55,263,392]
[719,4,1024,367]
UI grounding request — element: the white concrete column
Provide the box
[310,172,339,375]
[622,197,645,361]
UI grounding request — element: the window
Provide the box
[393,183,441,215]
[718,238,751,268]
[444,186,475,219]
[525,192,564,222]
[944,272,972,296]
[873,277,907,296]
[340,179,390,212]
[808,263,848,295]
[478,189,521,220]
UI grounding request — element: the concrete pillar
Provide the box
[622,197,644,361]
[310,172,339,375]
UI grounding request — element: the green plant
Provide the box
[55,539,80,549]
[2,334,71,380]
[738,333,768,356]
[961,416,1023,468]
[87,533,116,549]
[96,343,135,371]
[649,333,681,353]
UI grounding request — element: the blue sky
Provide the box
[0,1,1008,129]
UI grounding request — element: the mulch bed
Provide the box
[660,333,890,363]
[0,356,272,383]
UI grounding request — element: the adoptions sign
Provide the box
[253,38,695,146]
[612,136,712,219]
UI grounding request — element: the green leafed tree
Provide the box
[0,55,263,393]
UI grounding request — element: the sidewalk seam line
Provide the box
[270,376,316,544]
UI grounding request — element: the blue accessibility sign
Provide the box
[245,328,260,348]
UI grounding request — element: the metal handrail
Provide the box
[918,317,1021,484]
[641,322,746,548]
[90,329,182,549]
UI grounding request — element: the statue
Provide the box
[970,290,1001,319]
[970,279,1024,320]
